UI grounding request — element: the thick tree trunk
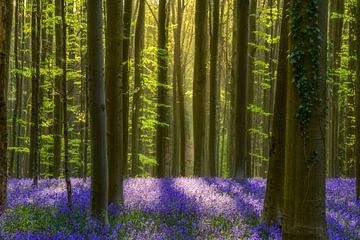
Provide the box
[131,0,145,177]
[88,0,108,224]
[233,0,249,179]
[283,0,328,238]
[106,0,124,207]
[262,0,288,227]
[193,0,208,176]
[156,0,168,178]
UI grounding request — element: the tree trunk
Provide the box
[30,0,41,185]
[233,0,249,179]
[283,0,328,238]
[175,0,185,176]
[122,0,133,177]
[262,0,288,226]
[106,0,124,207]
[0,0,8,215]
[355,0,360,200]
[171,0,179,177]
[131,0,145,177]
[193,0,208,176]
[246,0,256,178]
[156,0,168,178]
[208,0,219,177]
[61,0,72,209]
[52,0,63,178]
[88,0,108,224]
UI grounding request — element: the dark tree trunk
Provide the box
[106,0,124,207]
[208,0,219,177]
[88,0,108,224]
[233,0,249,179]
[0,0,8,215]
[122,0,133,177]
[156,0,168,178]
[193,0,208,176]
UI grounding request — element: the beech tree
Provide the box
[262,0,289,226]
[193,0,208,176]
[208,0,220,177]
[87,0,108,223]
[106,0,124,207]
[233,0,249,179]
[0,0,8,216]
[283,0,328,238]
[156,0,168,178]
[29,0,41,185]
[52,0,63,178]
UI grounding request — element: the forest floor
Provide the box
[0,178,359,239]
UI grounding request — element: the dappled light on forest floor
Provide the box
[0,178,358,239]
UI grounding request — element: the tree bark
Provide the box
[156,0,168,178]
[52,0,63,178]
[106,0,124,206]
[193,0,208,176]
[88,0,108,224]
[246,0,256,178]
[208,0,219,177]
[283,0,328,238]
[0,0,8,215]
[29,0,41,185]
[122,0,133,177]
[262,0,288,226]
[171,0,179,177]
[233,0,249,179]
[61,0,72,209]
[175,0,185,176]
